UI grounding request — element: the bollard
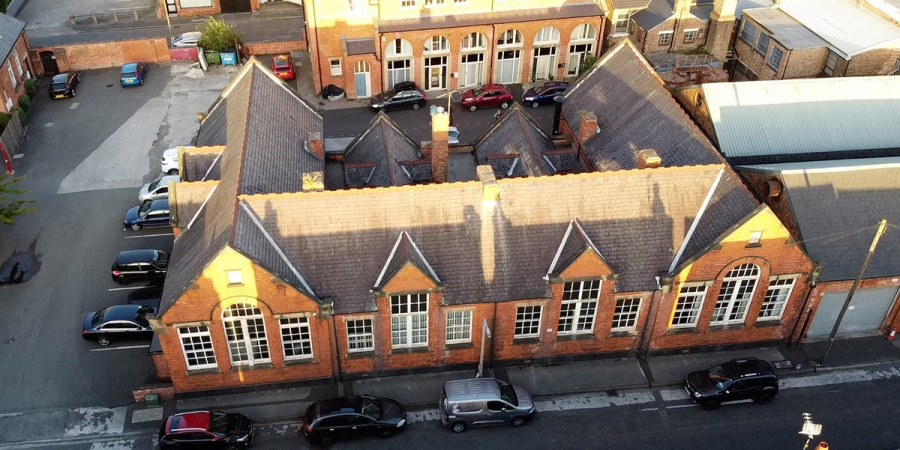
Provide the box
[92,14,98,24]
[134,10,139,20]
[113,12,118,22]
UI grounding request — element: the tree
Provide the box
[198,17,244,52]
[0,173,36,226]
[578,54,599,77]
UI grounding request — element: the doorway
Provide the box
[495,50,520,84]
[165,0,177,15]
[424,56,447,90]
[354,61,371,98]
[39,51,58,75]
[220,0,251,14]
[532,47,556,81]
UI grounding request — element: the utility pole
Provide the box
[819,219,888,365]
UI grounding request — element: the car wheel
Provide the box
[451,422,466,433]
[412,103,421,111]
[754,393,774,405]
[531,101,539,109]
[511,417,526,427]
[380,430,394,439]
[167,169,179,176]
[71,89,76,97]
[468,105,477,112]
[318,436,334,446]
[97,336,111,346]
[700,400,719,411]
[130,223,143,231]
[116,277,131,285]
[500,101,510,109]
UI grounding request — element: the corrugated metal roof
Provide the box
[778,0,900,58]
[701,76,900,159]
[743,8,828,49]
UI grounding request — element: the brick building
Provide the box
[303,0,604,99]
[155,0,283,17]
[0,14,31,114]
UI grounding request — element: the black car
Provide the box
[111,249,168,285]
[370,89,427,112]
[303,396,407,446]
[522,81,569,108]
[684,357,779,410]
[158,411,254,449]
[82,304,155,346]
[123,199,171,231]
[49,72,80,99]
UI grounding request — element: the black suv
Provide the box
[684,357,778,410]
[111,249,169,285]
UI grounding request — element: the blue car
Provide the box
[120,62,149,87]
[124,199,170,231]
[522,81,569,108]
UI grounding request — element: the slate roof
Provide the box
[633,0,713,30]
[563,40,723,172]
[373,232,441,290]
[737,158,900,281]
[0,14,25,64]
[475,104,582,177]
[547,219,608,278]
[611,0,653,9]
[171,180,217,229]
[182,148,224,182]
[743,8,829,50]
[241,164,753,314]
[378,3,603,33]
[343,112,428,187]
[778,0,900,58]
[346,38,376,55]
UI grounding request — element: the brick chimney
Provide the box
[637,149,662,169]
[431,111,450,183]
[577,112,598,144]
[307,132,324,159]
[674,0,692,18]
[707,0,739,61]
[476,165,499,202]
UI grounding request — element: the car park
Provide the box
[139,175,180,202]
[370,88,427,112]
[123,199,171,231]
[684,357,779,410]
[49,72,80,99]
[172,31,201,48]
[271,54,295,80]
[303,395,407,446]
[460,84,513,111]
[82,304,155,346]
[440,378,535,433]
[120,62,149,87]
[111,249,169,285]
[522,81,569,108]
[158,411,254,449]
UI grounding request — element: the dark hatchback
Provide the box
[49,72,80,99]
[111,249,168,285]
[370,89,427,112]
[685,357,779,410]
[158,411,254,449]
[124,199,171,231]
[303,396,407,446]
[522,81,569,108]
[82,304,155,346]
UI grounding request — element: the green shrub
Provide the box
[16,95,30,112]
[10,107,26,126]
[198,17,243,52]
[24,79,38,99]
[0,112,10,129]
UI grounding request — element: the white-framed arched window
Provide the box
[423,35,450,54]
[711,264,760,325]
[534,26,560,45]
[461,32,487,51]
[497,29,523,47]
[222,302,270,365]
[571,23,596,41]
[386,38,413,57]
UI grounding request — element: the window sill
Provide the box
[390,346,431,355]
[745,243,762,249]
[512,337,541,345]
[607,330,637,338]
[556,333,595,341]
[347,350,375,359]
[610,32,629,38]
[230,362,274,372]
[707,323,746,332]
[667,326,699,335]
[185,367,221,376]
[754,319,782,328]
[445,342,474,350]
[283,357,317,367]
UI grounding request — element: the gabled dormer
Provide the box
[546,219,617,282]
[373,231,442,296]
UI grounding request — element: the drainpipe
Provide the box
[311,0,324,93]
[489,301,498,371]
[330,312,344,383]
[489,24,496,83]
[790,265,822,345]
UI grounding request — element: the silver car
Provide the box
[440,378,535,433]
[138,175,179,202]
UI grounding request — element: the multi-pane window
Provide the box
[446,310,473,343]
[612,298,642,331]
[178,326,217,370]
[514,305,542,338]
[558,280,600,335]
[614,11,631,34]
[767,46,784,71]
[684,29,697,43]
[711,264,760,325]
[571,24,596,41]
[13,50,22,77]
[659,31,673,45]
[461,32,487,50]
[755,33,770,55]
[280,316,313,360]
[347,319,374,352]
[758,278,795,321]
[497,29,523,47]
[401,0,415,6]
[391,294,429,348]
[824,51,838,76]
[453,0,467,3]
[330,59,342,76]
[534,26,560,44]
[347,0,357,11]
[740,21,757,44]
[424,0,445,4]
[7,66,15,88]
[424,36,450,53]
[672,285,707,328]
[223,303,270,365]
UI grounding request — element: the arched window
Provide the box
[534,26,560,45]
[711,264,760,325]
[571,24,596,41]
[497,29,523,47]
[461,32,487,51]
[222,303,270,365]
[386,38,413,57]
[424,35,450,53]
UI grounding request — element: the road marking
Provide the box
[89,439,133,450]
[780,366,900,389]
[90,345,150,352]
[0,412,23,418]
[64,407,126,437]
[108,286,148,291]
[13,153,23,159]
[44,122,54,127]
[70,103,79,109]
[124,232,174,238]
[0,431,146,449]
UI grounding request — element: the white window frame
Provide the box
[387,38,413,57]
[424,35,450,54]
[279,315,313,360]
[612,297,643,331]
[497,29,523,47]
[461,32,487,51]
[614,11,631,35]
[401,0,416,6]
[514,304,542,338]
[767,46,784,71]
[424,0,445,5]
[683,28,698,43]
[347,0,357,12]
[739,21,757,45]
[390,293,429,348]
[7,65,15,88]
[758,278,796,321]
[453,0,468,3]
[749,231,763,245]
[178,325,218,370]
[347,318,374,352]
[571,24,596,41]
[558,280,600,335]
[13,50,22,77]
[672,284,708,328]
[226,270,242,285]
[659,31,673,46]
[329,58,342,76]
[711,264,760,325]
[534,26,560,45]
[755,32,770,56]
[222,303,271,366]
[445,310,473,344]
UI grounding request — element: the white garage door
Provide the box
[806,286,899,340]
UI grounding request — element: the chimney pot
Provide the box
[476,165,499,202]
[307,132,324,159]
[576,112,598,144]
[638,149,662,169]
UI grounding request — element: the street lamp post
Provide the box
[477,319,492,378]
[799,413,824,450]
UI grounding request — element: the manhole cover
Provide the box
[772,360,795,370]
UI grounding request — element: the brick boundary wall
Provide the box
[242,40,308,55]
[30,38,172,73]
[132,384,176,403]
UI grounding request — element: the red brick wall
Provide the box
[242,40,308,55]
[153,353,172,381]
[156,0,261,17]
[31,39,172,72]
[0,33,31,114]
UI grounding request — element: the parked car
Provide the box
[123,199,171,231]
[303,396,407,446]
[120,62,149,87]
[460,84,513,111]
[139,175,180,202]
[684,357,779,410]
[158,411,254,449]
[522,81,570,108]
[271,54,295,80]
[440,378,535,433]
[172,31,201,48]
[110,249,168,285]
[82,304,155,346]
[49,72,80,99]
[161,147,179,175]
[370,89,427,112]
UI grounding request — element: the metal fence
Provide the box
[1,113,26,160]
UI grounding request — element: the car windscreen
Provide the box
[92,307,110,326]
[360,397,382,419]
[473,86,485,96]
[139,202,153,215]
[207,412,229,435]
[147,179,161,191]
[708,364,732,388]
[498,383,519,406]
[533,85,549,94]
[382,90,396,100]
[273,59,290,69]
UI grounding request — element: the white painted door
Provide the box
[496,50,520,84]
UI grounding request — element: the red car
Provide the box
[460,84,513,111]
[271,54,295,80]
